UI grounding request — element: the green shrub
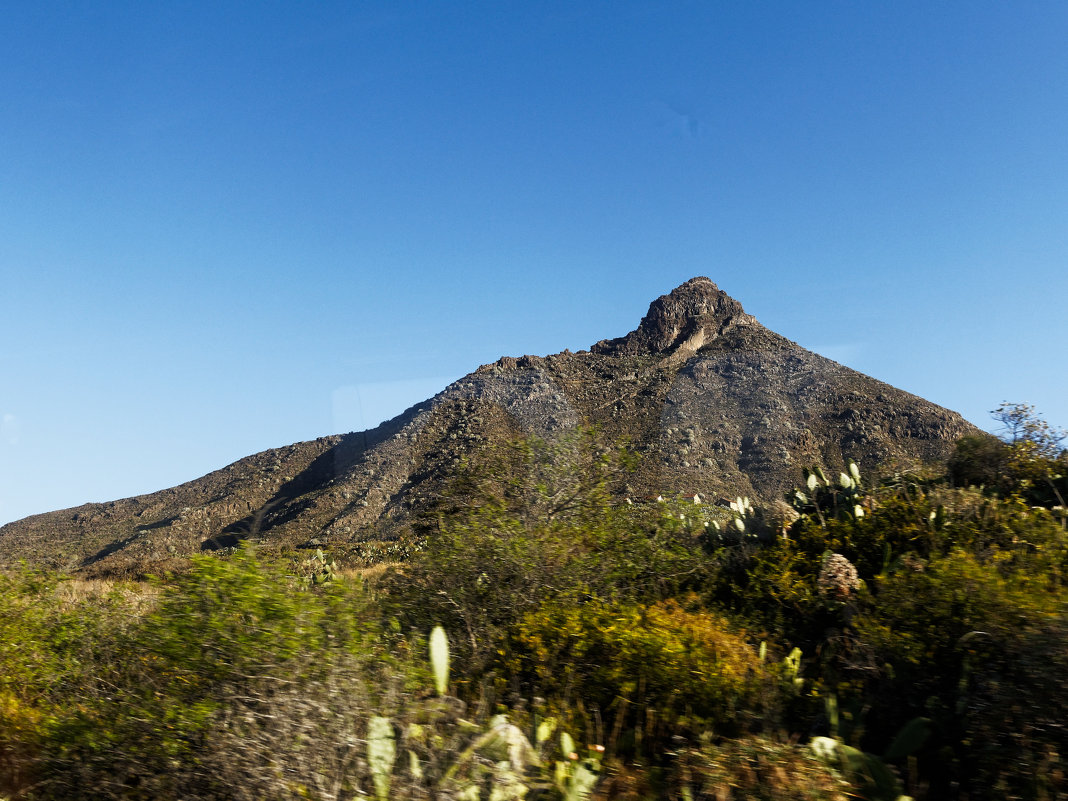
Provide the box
[34,547,412,800]
[852,546,1068,799]
[382,499,708,675]
[0,569,136,797]
[949,404,1068,507]
[948,433,1009,489]
[512,596,768,755]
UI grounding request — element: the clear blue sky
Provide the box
[2,1,1066,525]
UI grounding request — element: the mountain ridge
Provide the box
[0,277,978,576]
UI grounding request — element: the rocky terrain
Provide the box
[0,277,978,576]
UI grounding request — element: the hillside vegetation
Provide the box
[1,408,1065,800]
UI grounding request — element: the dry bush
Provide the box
[673,735,851,801]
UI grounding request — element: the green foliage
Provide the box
[0,551,578,799]
[298,547,339,585]
[715,476,1066,644]
[0,570,136,797]
[991,401,1067,458]
[513,596,768,754]
[948,433,1007,488]
[790,463,867,525]
[437,713,544,799]
[383,490,708,673]
[950,403,1068,508]
[6,430,1068,800]
[422,427,638,534]
[34,547,407,800]
[704,461,1068,799]
[704,536,827,646]
[553,730,601,801]
[852,546,1068,799]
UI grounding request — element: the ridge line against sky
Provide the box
[2,1,1066,525]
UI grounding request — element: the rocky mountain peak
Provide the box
[592,277,761,356]
[0,276,979,578]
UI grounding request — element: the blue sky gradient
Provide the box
[2,2,1066,524]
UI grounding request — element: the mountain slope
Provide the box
[0,278,977,576]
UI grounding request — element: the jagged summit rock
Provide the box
[0,278,979,576]
[592,277,763,356]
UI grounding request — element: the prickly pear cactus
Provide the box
[367,715,396,801]
[430,625,450,696]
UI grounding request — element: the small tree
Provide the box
[991,402,1066,459]
[950,403,1067,510]
[992,403,1067,506]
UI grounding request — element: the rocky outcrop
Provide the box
[592,276,761,356]
[0,277,978,576]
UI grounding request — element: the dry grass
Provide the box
[339,561,402,582]
[52,576,160,615]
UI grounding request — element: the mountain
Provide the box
[0,278,977,576]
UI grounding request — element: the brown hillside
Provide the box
[0,277,977,576]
